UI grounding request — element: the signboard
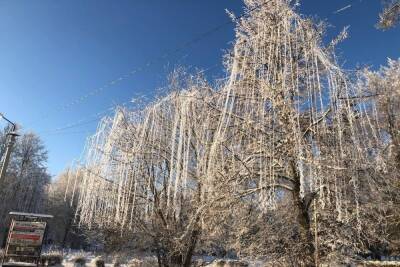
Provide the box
[5,220,47,257]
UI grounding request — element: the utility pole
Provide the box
[0,113,19,183]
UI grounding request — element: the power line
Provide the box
[333,4,352,14]
[38,99,133,135]
[27,0,273,128]
[37,62,220,136]
[40,117,103,135]
[43,130,92,137]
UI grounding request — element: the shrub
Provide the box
[72,255,86,267]
[91,256,105,267]
[40,251,63,266]
[127,258,158,267]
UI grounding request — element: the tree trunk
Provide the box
[183,227,200,267]
[155,246,163,267]
[291,161,315,266]
[61,217,72,248]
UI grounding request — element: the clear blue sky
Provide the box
[0,0,399,176]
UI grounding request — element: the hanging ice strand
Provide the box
[74,74,214,229]
[206,0,380,223]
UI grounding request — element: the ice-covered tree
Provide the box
[45,168,89,248]
[75,71,218,266]
[204,0,384,264]
[378,0,400,29]
[74,0,389,265]
[360,58,400,254]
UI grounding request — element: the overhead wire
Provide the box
[37,62,220,136]
[334,5,352,14]
[27,0,273,128]
[38,99,134,135]
[31,0,369,138]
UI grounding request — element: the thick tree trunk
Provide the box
[61,215,73,248]
[155,245,163,267]
[183,227,200,267]
[291,161,315,266]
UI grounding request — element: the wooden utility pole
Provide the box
[0,114,19,184]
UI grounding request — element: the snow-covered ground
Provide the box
[2,249,400,267]
[41,250,267,267]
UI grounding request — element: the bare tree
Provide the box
[0,130,50,245]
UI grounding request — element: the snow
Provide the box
[363,261,400,266]
[5,251,400,267]
[2,262,37,267]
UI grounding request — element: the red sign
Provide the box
[5,220,47,257]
